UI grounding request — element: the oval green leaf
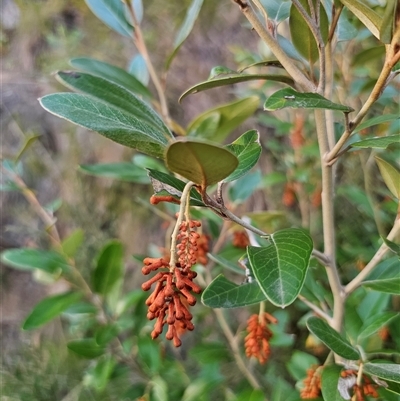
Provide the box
[79,162,149,183]
[358,312,399,340]
[321,365,347,401]
[307,317,360,360]
[70,57,151,98]
[67,338,106,358]
[289,0,329,64]
[224,130,262,182]
[39,91,173,159]
[179,74,294,102]
[23,292,82,330]
[363,363,400,383]
[247,228,313,307]
[85,0,133,37]
[375,156,400,199]
[264,88,353,112]
[362,276,400,294]
[165,139,239,189]
[61,229,84,258]
[382,237,400,256]
[1,248,70,274]
[186,96,259,142]
[201,274,267,308]
[93,240,124,295]
[351,135,400,149]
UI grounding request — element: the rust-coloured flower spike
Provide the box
[300,365,322,399]
[340,370,379,400]
[150,195,181,205]
[141,219,203,347]
[232,230,250,248]
[244,312,277,365]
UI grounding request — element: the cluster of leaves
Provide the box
[1,0,400,400]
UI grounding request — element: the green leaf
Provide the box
[85,355,116,392]
[382,237,400,256]
[307,317,360,360]
[351,135,400,149]
[339,0,382,39]
[147,168,205,206]
[151,376,169,401]
[128,54,149,86]
[69,57,151,98]
[363,363,400,383]
[85,0,133,37]
[358,312,399,340]
[62,229,84,258]
[93,240,124,295]
[351,46,385,67]
[353,114,400,133]
[1,248,70,274]
[39,91,173,159]
[179,74,294,102]
[23,292,82,330]
[95,324,120,345]
[238,59,283,73]
[67,338,106,358]
[201,274,267,308]
[79,162,149,183]
[186,96,260,142]
[321,365,346,401]
[224,130,262,182]
[165,139,238,189]
[166,0,204,69]
[375,157,400,199]
[261,0,291,22]
[264,88,353,112]
[247,228,313,307]
[289,0,329,64]
[362,276,400,294]
[379,0,397,43]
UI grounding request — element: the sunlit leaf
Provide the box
[307,317,360,360]
[166,0,204,69]
[264,88,353,112]
[247,228,313,307]
[201,274,267,308]
[165,139,238,189]
[179,74,293,101]
[375,156,400,199]
[23,292,82,330]
[351,135,400,149]
[1,248,70,274]
[85,0,133,37]
[93,241,124,296]
[224,130,262,182]
[62,229,85,258]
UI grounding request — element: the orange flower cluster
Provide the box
[340,370,379,400]
[150,194,181,205]
[233,230,250,248]
[141,219,203,347]
[300,365,322,399]
[244,313,277,364]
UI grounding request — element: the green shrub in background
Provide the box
[1,0,400,400]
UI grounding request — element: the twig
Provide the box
[344,217,400,294]
[298,295,333,324]
[232,0,316,92]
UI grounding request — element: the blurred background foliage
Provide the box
[1,0,399,400]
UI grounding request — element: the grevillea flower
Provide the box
[300,365,322,399]
[141,219,203,347]
[244,312,277,364]
[340,370,379,401]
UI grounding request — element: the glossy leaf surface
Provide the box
[321,365,346,401]
[80,163,149,183]
[264,88,353,112]
[201,274,267,308]
[1,248,70,274]
[179,74,293,101]
[351,135,400,149]
[289,0,329,64]
[375,157,400,199]
[247,228,313,307]
[224,130,262,182]
[85,0,133,37]
[187,96,259,142]
[165,139,238,188]
[40,87,173,159]
[69,57,151,99]
[23,292,82,330]
[307,317,360,360]
[166,0,204,69]
[93,241,124,295]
